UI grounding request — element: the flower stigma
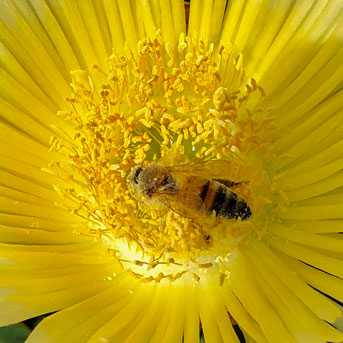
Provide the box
[47,33,282,285]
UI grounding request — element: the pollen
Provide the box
[47,33,277,284]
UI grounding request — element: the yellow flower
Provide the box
[0,1,342,342]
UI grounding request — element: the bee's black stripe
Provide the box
[209,185,232,215]
[199,180,210,202]
[234,198,252,220]
[203,182,252,220]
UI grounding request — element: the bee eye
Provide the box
[132,167,142,184]
[162,176,170,185]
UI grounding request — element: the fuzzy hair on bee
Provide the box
[128,161,252,221]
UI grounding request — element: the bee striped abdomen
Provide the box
[199,180,210,202]
[200,181,252,220]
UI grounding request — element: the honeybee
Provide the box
[128,161,252,221]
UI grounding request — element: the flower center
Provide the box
[48,33,277,284]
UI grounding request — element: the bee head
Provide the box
[128,165,176,198]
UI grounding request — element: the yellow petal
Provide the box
[266,235,343,278]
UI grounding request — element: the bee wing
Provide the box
[166,160,246,183]
[156,198,198,219]
[151,188,204,219]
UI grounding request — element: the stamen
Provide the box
[47,33,277,284]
